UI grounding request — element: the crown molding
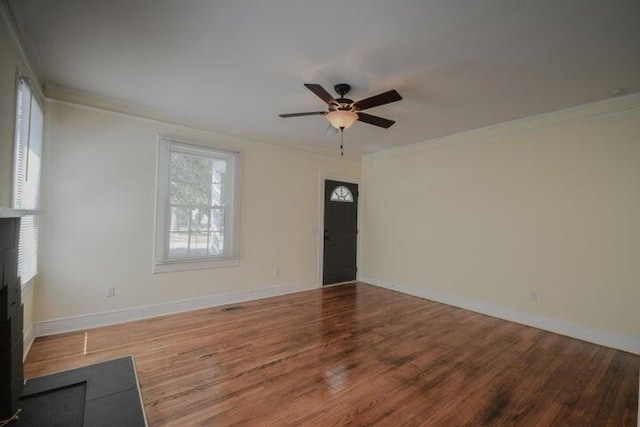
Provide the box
[363,92,640,162]
[45,83,363,162]
[43,83,255,141]
[0,0,44,100]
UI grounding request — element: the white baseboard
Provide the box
[23,324,35,360]
[33,281,319,338]
[360,275,640,355]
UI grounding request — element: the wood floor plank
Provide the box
[24,283,639,426]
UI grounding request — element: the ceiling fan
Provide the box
[279,83,402,131]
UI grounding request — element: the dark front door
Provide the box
[323,180,358,285]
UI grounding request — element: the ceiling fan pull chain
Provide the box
[340,128,344,156]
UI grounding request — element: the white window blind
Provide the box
[154,138,240,273]
[13,77,43,284]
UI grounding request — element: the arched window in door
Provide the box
[330,186,354,202]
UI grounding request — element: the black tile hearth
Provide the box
[84,388,147,427]
[18,383,86,427]
[21,367,89,397]
[14,356,147,427]
[85,357,138,401]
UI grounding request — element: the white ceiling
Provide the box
[9,0,640,157]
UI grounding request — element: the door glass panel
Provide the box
[330,186,354,202]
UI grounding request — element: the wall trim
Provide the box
[360,276,640,355]
[23,323,34,360]
[33,281,319,338]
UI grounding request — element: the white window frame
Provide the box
[153,137,241,273]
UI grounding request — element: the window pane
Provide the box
[330,186,354,202]
[18,214,39,283]
[169,206,190,232]
[189,230,209,257]
[170,152,212,206]
[13,81,31,209]
[169,152,227,207]
[168,232,190,258]
[209,232,224,256]
[167,164,228,260]
[210,207,225,232]
[26,100,43,209]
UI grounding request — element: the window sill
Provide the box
[152,257,240,273]
[22,274,36,295]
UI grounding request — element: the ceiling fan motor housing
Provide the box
[333,99,354,111]
[332,84,354,110]
[334,83,351,97]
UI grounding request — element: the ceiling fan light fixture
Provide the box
[326,110,358,130]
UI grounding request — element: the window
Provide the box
[330,186,354,202]
[12,76,43,285]
[154,138,240,272]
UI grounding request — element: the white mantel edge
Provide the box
[0,208,42,218]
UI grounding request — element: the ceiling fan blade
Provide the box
[304,83,338,106]
[357,112,395,128]
[279,111,327,118]
[354,89,402,111]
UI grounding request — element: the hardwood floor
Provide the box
[25,283,639,426]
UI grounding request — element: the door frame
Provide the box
[317,173,361,287]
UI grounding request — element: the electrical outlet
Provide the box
[530,291,537,302]
[105,286,116,298]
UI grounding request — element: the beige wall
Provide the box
[1,13,40,346]
[361,94,640,342]
[37,101,359,320]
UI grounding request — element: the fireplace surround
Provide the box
[0,215,24,421]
